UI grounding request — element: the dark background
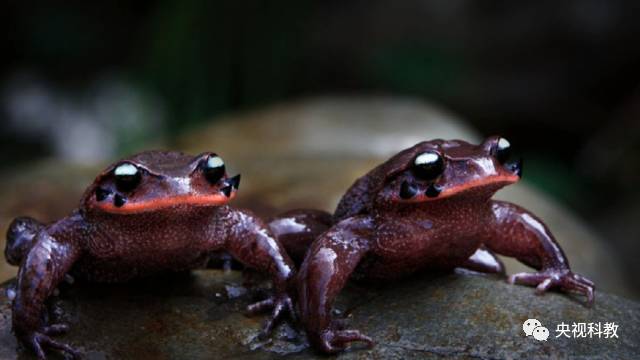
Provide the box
[1,1,639,291]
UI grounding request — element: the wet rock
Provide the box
[0,270,638,359]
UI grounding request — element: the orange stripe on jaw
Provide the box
[93,192,236,214]
[400,175,519,203]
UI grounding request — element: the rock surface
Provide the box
[0,270,638,359]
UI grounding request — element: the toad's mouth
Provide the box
[93,191,238,214]
[90,174,241,214]
[397,158,522,203]
[398,174,521,203]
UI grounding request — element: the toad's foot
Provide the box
[17,325,80,360]
[315,328,374,354]
[247,294,296,335]
[508,269,595,306]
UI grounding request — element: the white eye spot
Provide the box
[415,152,440,166]
[207,156,224,168]
[114,163,138,176]
[498,138,510,150]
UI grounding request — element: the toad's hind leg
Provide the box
[458,246,505,275]
[12,214,84,359]
[5,217,45,266]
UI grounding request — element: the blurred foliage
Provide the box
[1,0,639,215]
[135,1,312,132]
[368,45,463,97]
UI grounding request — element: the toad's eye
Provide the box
[494,138,511,164]
[413,151,444,180]
[114,163,141,192]
[203,155,226,184]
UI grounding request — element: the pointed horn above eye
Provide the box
[509,158,523,177]
[228,174,241,189]
[220,185,233,197]
[220,174,240,197]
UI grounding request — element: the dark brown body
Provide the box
[351,198,491,280]
[68,206,289,283]
[275,137,595,354]
[5,151,295,359]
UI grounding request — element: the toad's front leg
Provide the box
[9,214,84,359]
[221,209,297,334]
[297,216,374,354]
[481,201,595,306]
